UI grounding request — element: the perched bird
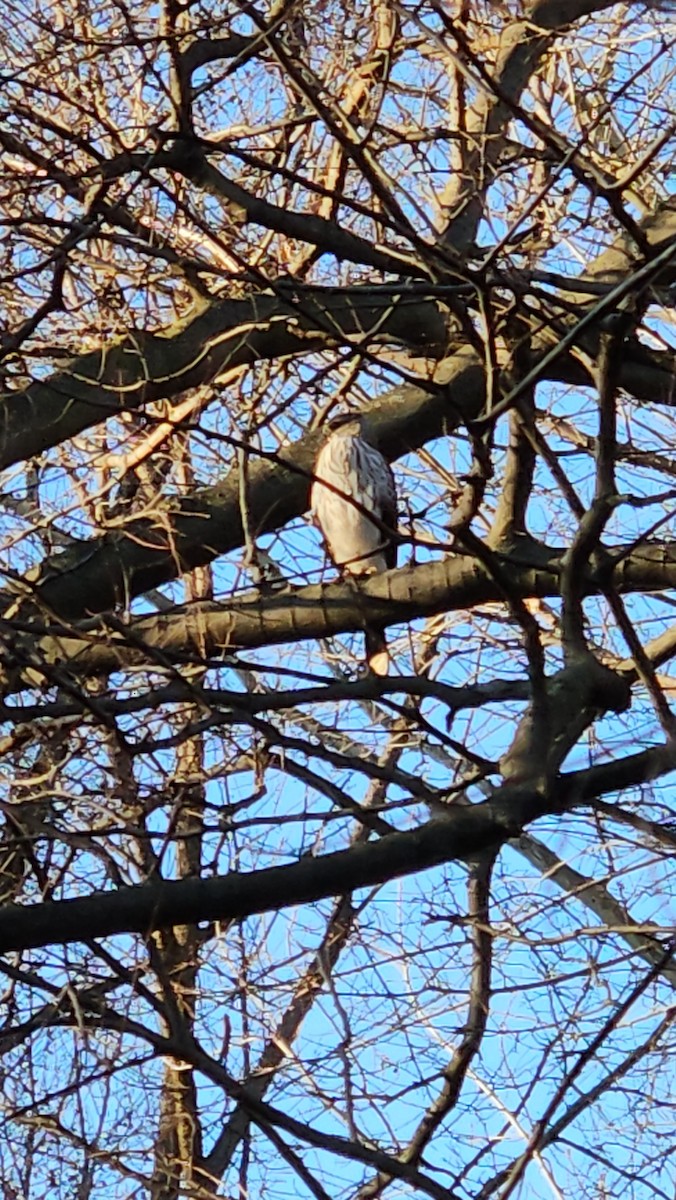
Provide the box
[311,413,397,675]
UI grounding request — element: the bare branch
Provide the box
[0,288,451,472]
[7,537,676,690]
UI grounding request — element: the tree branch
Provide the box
[0,288,451,471]
[7,537,676,689]
[2,742,676,954]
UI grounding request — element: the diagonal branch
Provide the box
[0,288,451,472]
[2,744,676,954]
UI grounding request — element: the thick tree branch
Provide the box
[0,288,450,471]
[176,153,422,277]
[4,329,676,629]
[2,350,484,621]
[7,538,676,689]
[0,796,530,953]
[2,741,676,954]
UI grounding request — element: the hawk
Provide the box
[311,413,397,676]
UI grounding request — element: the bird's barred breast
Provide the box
[312,437,389,575]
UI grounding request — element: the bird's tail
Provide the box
[365,626,389,676]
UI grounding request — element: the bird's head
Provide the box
[325,411,364,439]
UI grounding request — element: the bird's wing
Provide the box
[376,455,398,570]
